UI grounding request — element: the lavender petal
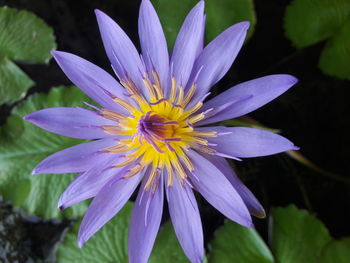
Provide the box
[23,107,115,139]
[186,21,249,108]
[128,174,164,263]
[197,126,299,158]
[139,0,169,92]
[58,155,122,210]
[187,149,253,228]
[166,175,204,263]
[171,1,205,87]
[202,153,266,218]
[95,10,148,97]
[32,137,119,174]
[198,75,298,125]
[78,169,143,247]
[51,51,127,113]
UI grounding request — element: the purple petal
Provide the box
[187,149,253,228]
[24,107,114,139]
[198,126,299,158]
[129,174,164,263]
[186,21,249,108]
[139,0,169,91]
[95,10,148,97]
[202,153,265,218]
[58,155,122,210]
[32,137,119,175]
[166,175,204,263]
[195,14,206,58]
[171,1,205,87]
[199,75,298,125]
[78,169,143,247]
[51,51,127,113]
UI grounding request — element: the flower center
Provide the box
[137,112,179,153]
[97,73,217,189]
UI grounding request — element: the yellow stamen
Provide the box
[124,164,143,179]
[170,77,177,102]
[176,87,184,106]
[114,97,137,113]
[183,84,197,107]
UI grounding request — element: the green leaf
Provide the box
[205,0,256,42]
[152,0,256,49]
[57,202,188,263]
[319,19,350,79]
[284,0,350,48]
[150,221,189,263]
[0,86,88,219]
[0,57,34,105]
[320,238,350,263]
[271,205,332,263]
[208,221,274,263]
[57,203,132,263]
[0,7,56,63]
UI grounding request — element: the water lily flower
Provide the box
[24,0,298,262]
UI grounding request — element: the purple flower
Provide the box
[24,1,298,262]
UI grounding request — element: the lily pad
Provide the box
[0,86,88,219]
[270,205,332,263]
[319,19,350,79]
[208,221,274,263]
[320,238,350,263]
[284,0,350,48]
[0,7,56,63]
[57,202,189,263]
[152,0,256,49]
[0,57,34,105]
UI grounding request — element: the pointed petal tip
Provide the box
[31,168,39,175]
[23,114,30,121]
[50,50,65,59]
[94,8,102,16]
[253,209,266,219]
[278,74,298,86]
[248,221,255,228]
[95,9,109,21]
[236,21,250,31]
[292,145,300,151]
[77,238,85,249]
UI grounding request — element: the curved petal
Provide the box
[171,1,205,87]
[139,0,169,91]
[198,126,299,158]
[187,149,253,228]
[58,154,123,210]
[95,10,147,97]
[166,175,204,263]
[24,107,114,139]
[198,75,298,125]
[195,14,206,58]
[202,153,265,218]
[78,169,143,247]
[129,174,164,263]
[32,137,119,175]
[51,51,126,113]
[186,21,249,108]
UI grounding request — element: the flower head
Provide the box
[24,1,298,262]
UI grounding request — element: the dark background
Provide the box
[1,0,350,262]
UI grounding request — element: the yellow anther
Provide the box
[124,164,143,179]
[143,78,157,100]
[113,97,137,113]
[183,83,197,107]
[176,87,184,106]
[170,77,177,102]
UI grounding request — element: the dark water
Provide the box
[1,0,350,262]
